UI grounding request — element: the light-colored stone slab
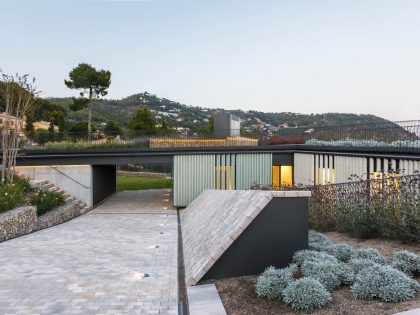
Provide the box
[393,308,420,315]
[188,284,227,315]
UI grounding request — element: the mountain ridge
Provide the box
[49,92,393,132]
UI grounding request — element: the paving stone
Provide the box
[187,284,227,315]
[0,190,178,314]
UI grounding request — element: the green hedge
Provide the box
[0,177,31,213]
[30,190,65,216]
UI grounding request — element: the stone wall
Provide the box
[34,201,89,231]
[0,201,89,243]
[0,207,37,242]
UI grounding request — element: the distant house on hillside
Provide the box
[33,121,58,132]
[0,112,26,133]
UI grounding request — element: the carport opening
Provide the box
[116,163,173,192]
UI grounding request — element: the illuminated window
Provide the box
[214,165,234,190]
[317,168,335,185]
[272,166,280,187]
[280,166,293,186]
[272,165,293,187]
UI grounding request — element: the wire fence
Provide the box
[252,173,420,242]
[0,119,420,152]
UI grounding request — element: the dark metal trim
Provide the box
[177,210,189,315]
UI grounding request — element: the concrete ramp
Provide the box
[181,190,310,286]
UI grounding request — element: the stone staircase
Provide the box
[27,179,90,215]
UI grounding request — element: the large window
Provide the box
[315,155,335,185]
[272,165,293,187]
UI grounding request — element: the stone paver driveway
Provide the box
[0,189,178,315]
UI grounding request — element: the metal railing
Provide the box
[1,119,419,153]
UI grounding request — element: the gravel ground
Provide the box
[204,232,420,315]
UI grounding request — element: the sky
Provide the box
[1,0,420,121]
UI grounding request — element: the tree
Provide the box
[161,118,167,131]
[69,121,94,134]
[0,71,39,183]
[31,98,67,132]
[128,108,156,133]
[104,120,122,135]
[64,63,111,140]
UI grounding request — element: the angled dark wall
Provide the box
[92,165,116,207]
[202,197,308,280]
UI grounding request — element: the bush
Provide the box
[255,265,297,300]
[392,250,420,276]
[338,263,355,285]
[283,277,332,311]
[349,258,382,274]
[351,265,419,302]
[301,260,342,290]
[293,250,338,266]
[325,243,355,262]
[351,248,387,265]
[308,230,334,251]
[0,177,30,213]
[30,190,65,216]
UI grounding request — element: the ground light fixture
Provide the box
[130,272,151,281]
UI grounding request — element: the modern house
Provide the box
[8,119,420,208]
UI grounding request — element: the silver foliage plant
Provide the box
[308,230,334,251]
[283,277,332,311]
[351,265,420,302]
[349,258,382,274]
[255,265,296,300]
[392,250,420,276]
[350,248,387,265]
[325,243,355,262]
[293,250,339,267]
[301,260,342,290]
[257,231,419,309]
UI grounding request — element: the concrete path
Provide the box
[0,190,178,315]
[187,284,227,315]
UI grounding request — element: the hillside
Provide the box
[48,92,392,132]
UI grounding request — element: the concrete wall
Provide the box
[294,153,315,185]
[173,153,272,207]
[16,165,93,206]
[213,112,240,138]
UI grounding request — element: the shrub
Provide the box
[308,230,334,251]
[255,265,296,300]
[301,260,342,290]
[325,243,355,262]
[293,250,338,266]
[338,263,355,285]
[307,173,420,243]
[0,177,30,213]
[30,190,65,216]
[283,277,332,311]
[351,265,419,302]
[349,258,382,274]
[392,250,420,276]
[351,248,387,265]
